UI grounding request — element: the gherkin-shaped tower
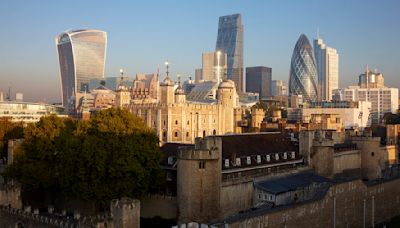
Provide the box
[289,34,318,102]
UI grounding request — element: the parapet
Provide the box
[178,137,221,160]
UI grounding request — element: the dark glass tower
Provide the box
[216,14,243,93]
[289,34,318,102]
[56,29,107,112]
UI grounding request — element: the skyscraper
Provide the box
[289,34,318,102]
[314,38,339,101]
[216,14,243,93]
[56,29,107,112]
[245,66,272,99]
[201,51,227,82]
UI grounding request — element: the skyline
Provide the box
[1,0,400,103]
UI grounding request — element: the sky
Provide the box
[0,0,399,103]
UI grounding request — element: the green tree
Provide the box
[4,108,164,209]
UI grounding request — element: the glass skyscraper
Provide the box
[56,29,107,111]
[216,14,243,93]
[289,34,318,102]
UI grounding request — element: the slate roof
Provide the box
[220,132,298,159]
[160,143,194,166]
[254,172,330,194]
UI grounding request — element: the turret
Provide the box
[160,61,175,104]
[174,74,186,103]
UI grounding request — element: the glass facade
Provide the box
[289,34,318,102]
[56,29,107,112]
[0,101,65,123]
[216,14,243,93]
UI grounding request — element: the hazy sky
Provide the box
[1,0,399,103]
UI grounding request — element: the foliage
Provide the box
[383,113,400,124]
[4,108,164,207]
[0,117,24,159]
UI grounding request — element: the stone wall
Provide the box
[219,179,254,219]
[141,195,177,219]
[219,178,400,228]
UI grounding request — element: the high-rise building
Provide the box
[271,80,288,96]
[201,51,227,82]
[289,34,318,103]
[245,66,272,99]
[314,38,339,101]
[56,29,107,112]
[216,14,243,93]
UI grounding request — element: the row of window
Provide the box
[224,152,296,168]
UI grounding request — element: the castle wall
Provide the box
[219,180,254,219]
[141,195,177,219]
[223,178,400,228]
[333,150,361,175]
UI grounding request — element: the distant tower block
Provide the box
[110,198,140,228]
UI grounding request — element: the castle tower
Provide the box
[110,198,140,228]
[217,79,236,134]
[115,69,131,108]
[160,61,175,105]
[174,75,186,104]
[177,136,222,224]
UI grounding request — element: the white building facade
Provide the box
[333,86,398,124]
[314,38,339,101]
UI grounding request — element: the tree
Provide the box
[4,108,164,209]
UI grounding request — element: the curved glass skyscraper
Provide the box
[289,34,318,102]
[56,29,107,111]
[216,14,243,93]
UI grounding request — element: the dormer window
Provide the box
[224,159,230,168]
[275,154,279,161]
[256,155,261,164]
[236,158,241,166]
[266,155,270,162]
[246,157,251,165]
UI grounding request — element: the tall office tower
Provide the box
[216,14,243,93]
[245,66,272,99]
[314,38,339,101]
[289,34,318,103]
[56,29,107,112]
[272,80,288,96]
[201,51,227,82]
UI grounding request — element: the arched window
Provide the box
[213,129,216,135]
[174,132,178,137]
[175,120,178,125]
[203,130,206,137]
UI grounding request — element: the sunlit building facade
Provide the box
[314,38,339,101]
[289,34,318,103]
[56,29,107,112]
[216,14,244,93]
[0,101,65,123]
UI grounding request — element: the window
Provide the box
[236,158,241,166]
[266,155,270,162]
[175,120,178,125]
[167,156,175,165]
[163,120,166,126]
[283,152,287,159]
[203,130,206,137]
[199,161,206,169]
[256,155,261,164]
[213,129,216,135]
[186,132,189,137]
[224,159,230,168]
[174,132,178,137]
[246,157,251,165]
[291,152,296,159]
[162,131,166,138]
[371,152,375,157]
[275,154,279,160]
[187,120,190,125]
[166,172,172,181]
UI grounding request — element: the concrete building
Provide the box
[271,80,287,96]
[333,85,398,124]
[216,14,244,93]
[201,51,227,82]
[302,101,371,129]
[314,38,339,101]
[55,29,107,113]
[245,66,272,99]
[194,69,202,83]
